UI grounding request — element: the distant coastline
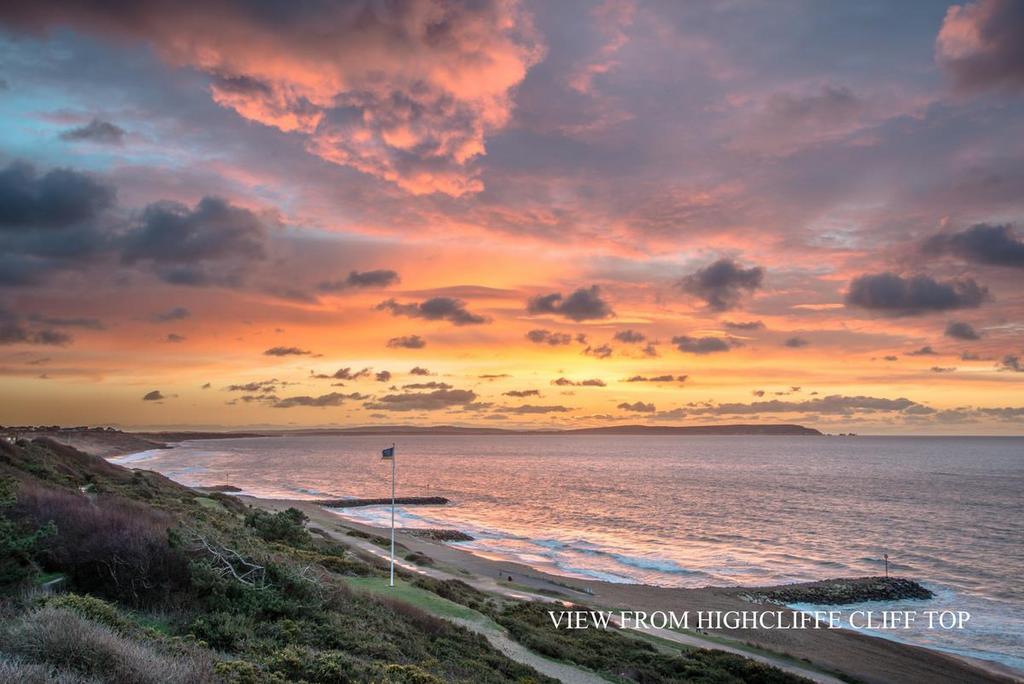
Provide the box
[3,423,822,456]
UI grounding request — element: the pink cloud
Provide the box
[4,0,545,196]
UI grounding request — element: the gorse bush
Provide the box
[12,482,188,605]
[244,507,310,546]
[0,478,53,590]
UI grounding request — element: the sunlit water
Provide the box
[113,434,1024,671]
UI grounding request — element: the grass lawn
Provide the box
[342,576,487,623]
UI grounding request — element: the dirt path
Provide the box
[452,617,610,684]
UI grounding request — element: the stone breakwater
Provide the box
[315,496,450,508]
[734,577,934,606]
[403,528,474,542]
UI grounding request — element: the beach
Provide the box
[245,494,1021,684]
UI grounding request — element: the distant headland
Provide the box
[2,422,823,455]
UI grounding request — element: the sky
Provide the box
[0,0,1022,434]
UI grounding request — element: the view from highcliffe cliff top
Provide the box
[0,1,1022,436]
[1,2,1024,683]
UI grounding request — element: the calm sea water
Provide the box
[114,434,1024,671]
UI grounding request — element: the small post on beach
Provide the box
[381,443,396,587]
[884,553,889,578]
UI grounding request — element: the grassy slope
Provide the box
[0,438,811,683]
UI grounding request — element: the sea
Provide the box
[112,433,1024,672]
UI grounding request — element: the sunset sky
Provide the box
[1,0,1022,433]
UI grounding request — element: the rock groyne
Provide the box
[735,577,934,606]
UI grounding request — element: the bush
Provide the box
[214,660,288,684]
[264,645,359,682]
[42,593,135,633]
[244,508,309,547]
[0,478,53,590]
[0,606,214,684]
[13,482,188,605]
[374,663,445,684]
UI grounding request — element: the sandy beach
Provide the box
[244,495,1022,684]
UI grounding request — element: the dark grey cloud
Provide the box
[152,306,190,322]
[0,162,115,286]
[999,355,1023,372]
[324,367,371,381]
[142,390,164,401]
[527,286,613,321]
[365,388,477,411]
[503,389,540,397]
[121,196,268,286]
[551,377,605,387]
[618,401,656,413]
[403,381,451,390]
[613,329,645,343]
[263,346,312,356]
[166,333,185,343]
[0,161,114,231]
[59,118,125,145]
[0,308,72,346]
[945,321,981,340]
[936,0,1024,93]
[906,346,937,356]
[931,366,955,373]
[526,329,573,345]
[375,370,392,382]
[273,391,366,408]
[784,336,809,348]
[27,314,104,330]
[924,224,1024,268]
[318,269,400,292]
[376,296,488,326]
[672,335,732,354]
[583,343,613,359]
[226,379,279,393]
[409,366,432,376]
[504,404,571,414]
[845,273,989,316]
[723,320,765,331]
[677,259,764,311]
[625,375,687,383]
[387,335,426,349]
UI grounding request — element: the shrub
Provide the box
[13,482,189,605]
[244,508,309,547]
[42,593,135,633]
[0,478,53,590]
[214,660,288,684]
[0,606,214,684]
[264,645,359,682]
[375,663,445,684]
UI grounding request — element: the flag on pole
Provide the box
[381,446,394,459]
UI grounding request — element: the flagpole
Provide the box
[390,442,396,587]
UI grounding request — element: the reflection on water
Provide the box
[112,433,1024,671]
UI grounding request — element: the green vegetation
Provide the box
[0,437,811,683]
